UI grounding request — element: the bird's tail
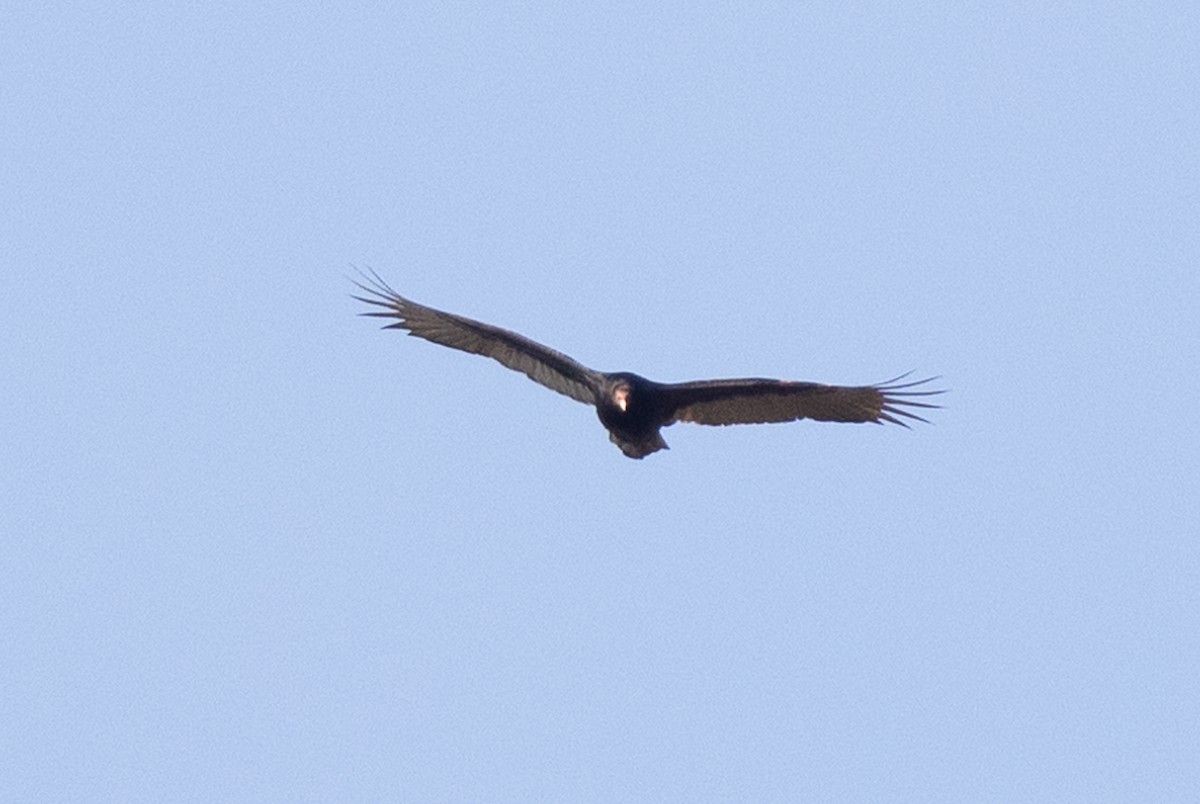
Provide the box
[611,431,670,460]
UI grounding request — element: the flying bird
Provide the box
[352,270,942,458]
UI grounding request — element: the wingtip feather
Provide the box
[873,373,946,427]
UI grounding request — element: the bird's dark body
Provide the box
[352,270,942,458]
[594,373,672,458]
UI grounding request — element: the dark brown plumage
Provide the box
[352,270,943,458]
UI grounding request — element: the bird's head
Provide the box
[611,381,631,413]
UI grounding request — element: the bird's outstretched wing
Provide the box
[351,269,602,405]
[661,374,943,427]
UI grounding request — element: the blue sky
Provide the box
[3,3,1198,800]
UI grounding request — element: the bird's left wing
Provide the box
[352,270,602,405]
[660,375,943,427]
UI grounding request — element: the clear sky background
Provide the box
[3,3,1198,801]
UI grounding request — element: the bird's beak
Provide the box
[615,388,628,412]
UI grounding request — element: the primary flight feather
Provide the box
[352,270,942,458]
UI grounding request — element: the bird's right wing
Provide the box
[352,270,602,405]
[660,375,943,427]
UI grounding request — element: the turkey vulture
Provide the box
[352,270,942,458]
